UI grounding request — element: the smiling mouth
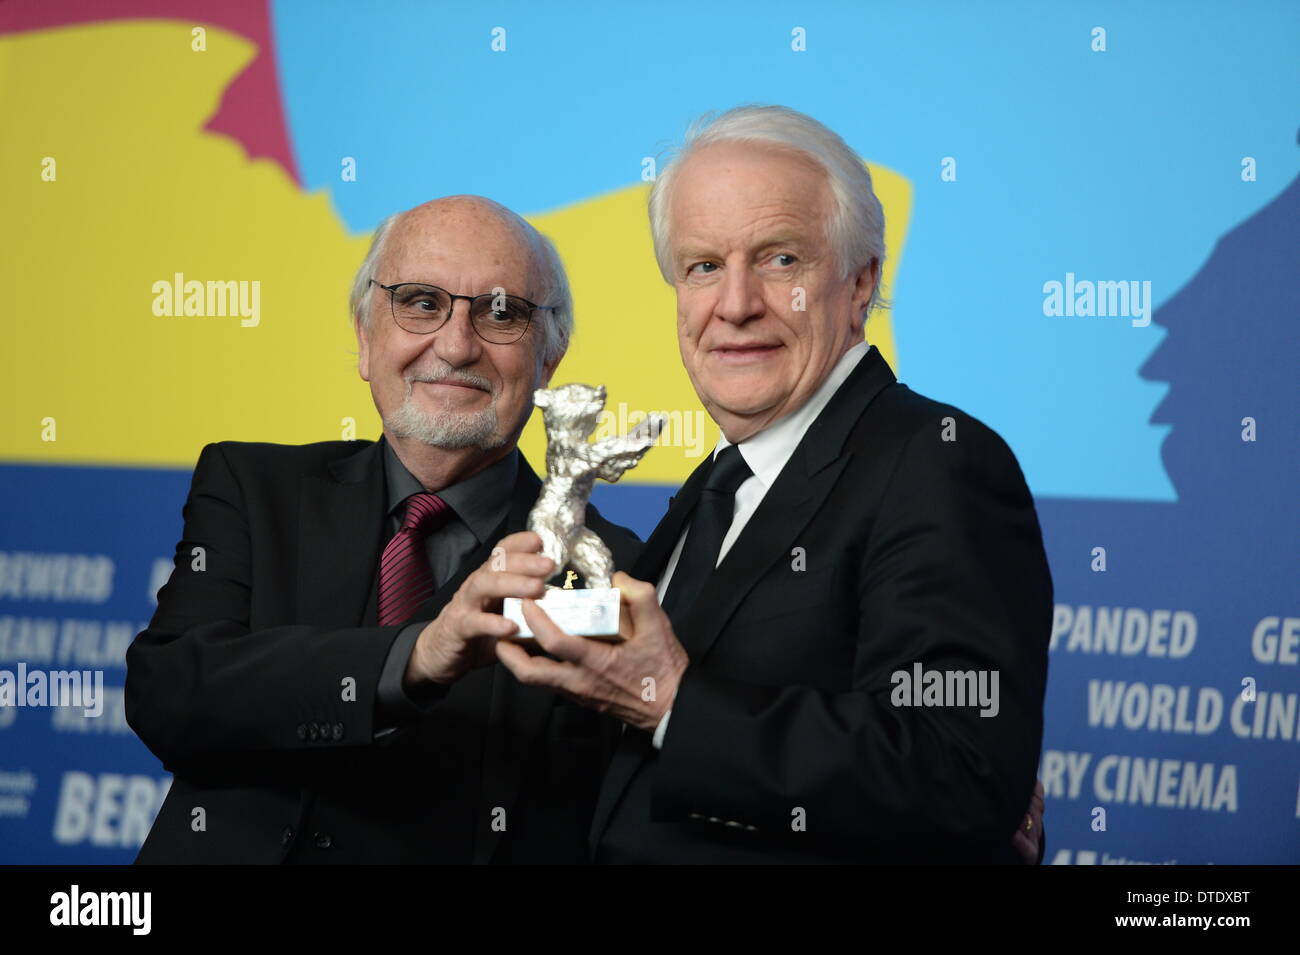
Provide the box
[416,379,489,393]
[710,343,782,362]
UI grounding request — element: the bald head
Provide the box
[352,195,574,464]
[385,196,543,294]
[349,195,573,364]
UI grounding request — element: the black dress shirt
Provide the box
[372,438,518,732]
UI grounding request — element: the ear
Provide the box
[850,257,880,333]
[539,358,561,390]
[354,312,372,382]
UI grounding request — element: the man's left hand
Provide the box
[495,571,689,733]
[1011,779,1046,864]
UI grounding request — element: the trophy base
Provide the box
[502,587,625,641]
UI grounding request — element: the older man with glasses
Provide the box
[125,195,639,864]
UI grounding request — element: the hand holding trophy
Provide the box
[503,383,662,640]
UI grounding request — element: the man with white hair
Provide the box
[499,106,1053,863]
[126,196,639,863]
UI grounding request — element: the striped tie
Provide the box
[377,492,452,626]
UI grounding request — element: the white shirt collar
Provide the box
[714,340,871,488]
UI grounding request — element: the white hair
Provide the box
[348,199,574,365]
[648,104,891,316]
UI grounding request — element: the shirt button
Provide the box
[307,723,319,741]
[280,826,294,847]
[313,831,332,849]
[332,722,345,741]
[296,723,307,740]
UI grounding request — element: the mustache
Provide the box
[406,365,493,392]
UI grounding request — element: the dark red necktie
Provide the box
[377,492,452,626]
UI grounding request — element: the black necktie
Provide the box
[659,444,753,623]
[594,444,754,833]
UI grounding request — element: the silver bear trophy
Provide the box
[529,384,663,590]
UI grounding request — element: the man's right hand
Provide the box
[404,531,554,689]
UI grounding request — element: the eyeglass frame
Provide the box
[368,279,554,343]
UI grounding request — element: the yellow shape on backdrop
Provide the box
[1,22,374,469]
[0,21,910,487]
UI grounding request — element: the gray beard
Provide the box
[385,379,508,451]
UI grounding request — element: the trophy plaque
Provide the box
[502,383,662,641]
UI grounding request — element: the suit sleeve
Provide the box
[125,443,439,776]
[374,622,450,734]
[651,418,1052,857]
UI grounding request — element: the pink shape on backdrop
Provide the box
[0,0,301,184]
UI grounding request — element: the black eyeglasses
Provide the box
[369,280,552,344]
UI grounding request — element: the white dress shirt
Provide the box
[651,340,872,748]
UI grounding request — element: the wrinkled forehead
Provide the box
[669,142,832,250]
[383,207,542,295]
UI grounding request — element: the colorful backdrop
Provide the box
[1,0,1296,863]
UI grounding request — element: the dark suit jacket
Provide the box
[125,438,639,864]
[592,345,1053,863]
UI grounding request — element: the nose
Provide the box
[714,263,765,326]
[429,298,483,367]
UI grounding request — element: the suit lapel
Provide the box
[590,345,898,852]
[379,456,550,865]
[676,456,844,657]
[299,439,554,865]
[630,457,712,583]
[467,461,555,865]
[297,440,388,628]
[677,346,897,662]
[587,460,711,851]
[653,345,899,664]
[588,454,846,853]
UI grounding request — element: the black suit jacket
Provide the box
[592,346,1053,863]
[125,438,639,864]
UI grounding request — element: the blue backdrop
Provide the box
[1,0,1296,863]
